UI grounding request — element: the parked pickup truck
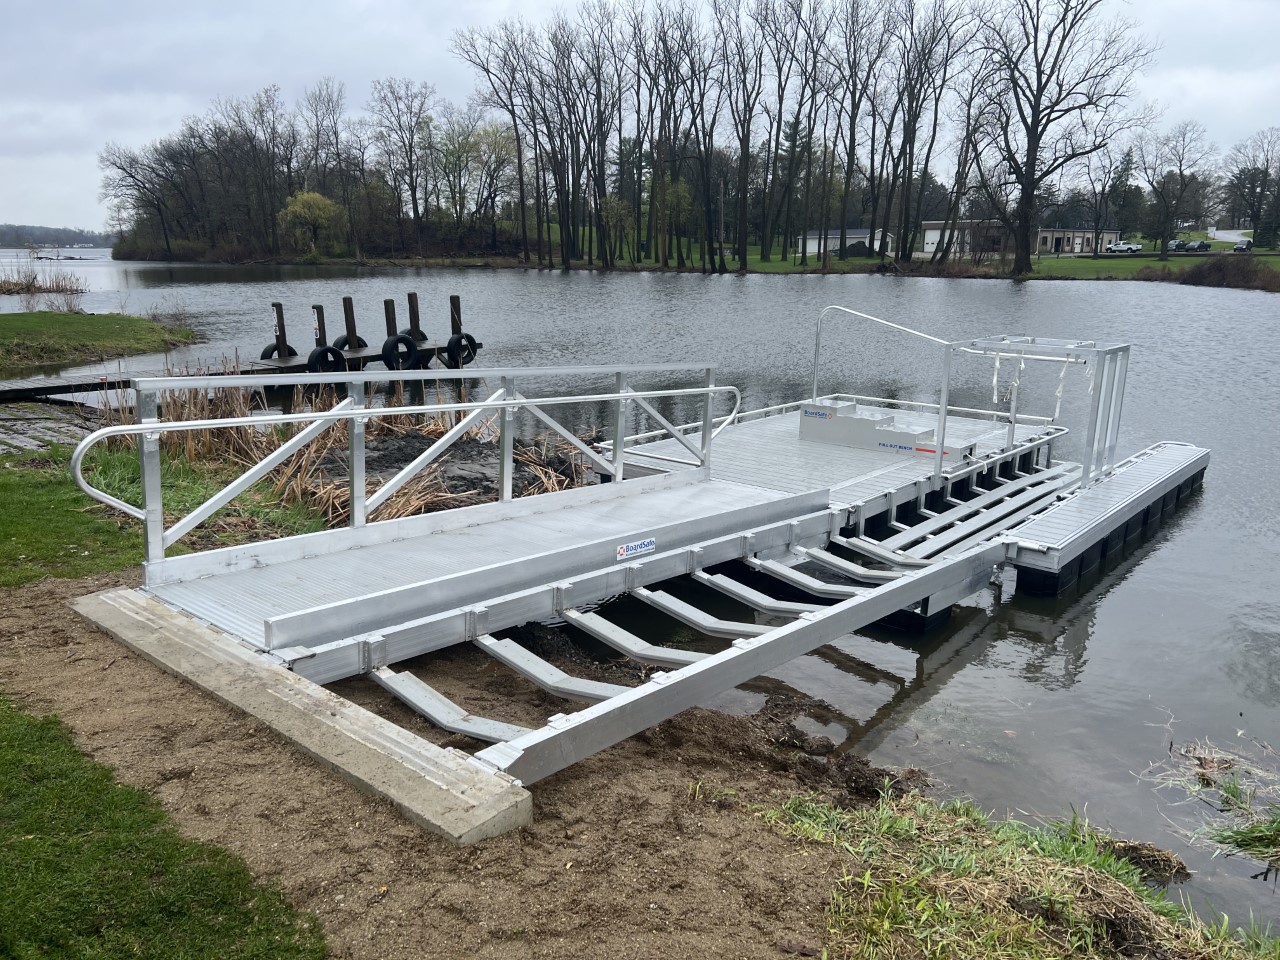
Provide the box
[1105,240,1143,253]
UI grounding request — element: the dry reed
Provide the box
[95,369,592,538]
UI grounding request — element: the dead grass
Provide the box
[96,371,595,536]
[1142,735,1280,870]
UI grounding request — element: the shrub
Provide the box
[1178,255,1280,292]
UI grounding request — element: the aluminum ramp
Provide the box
[145,472,821,651]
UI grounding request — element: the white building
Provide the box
[919,220,1121,257]
[794,228,894,257]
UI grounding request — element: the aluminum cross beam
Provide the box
[471,541,1005,785]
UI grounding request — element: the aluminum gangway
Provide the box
[69,310,1208,842]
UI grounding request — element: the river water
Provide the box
[5,249,1280,921]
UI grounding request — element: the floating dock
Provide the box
[70,307,1209,842]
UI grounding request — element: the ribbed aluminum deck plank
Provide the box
[148,478,790,647]
[1009,443,1209,571]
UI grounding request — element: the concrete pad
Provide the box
[72,588,531,845]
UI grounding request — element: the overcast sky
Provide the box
[2,0,1276,231]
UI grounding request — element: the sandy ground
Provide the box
[0,570,912,960]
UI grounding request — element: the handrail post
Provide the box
[933,344,953,485]
[348,380,367,527]
[499,376,515,501]
[811,313,825,401]
[1080,354,1106,487]
[700,367,714,466]
[1102,349,1128,477]
[612,372,627,482]
[1005,375,1020,451]
[1089,352,1117,486]
[137,387,165,565]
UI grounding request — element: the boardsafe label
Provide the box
[616,537,657,561]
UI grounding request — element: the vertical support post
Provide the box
[1091,352,1117,484]
[449,294,463,336]
[699,367,714,467]
[342,296,359,349]
[932,344,953,485]
[1005,375,1019,451]
[407,292,422,339]
[1080,352,1106,487]
[348,380,367,527]
[811,311,824,402]
[1102,349,1128,478]
[383,299,397,339]
[271,302,288,358]
[611,372,627,483]
[498,376,515,501]
[312,305,327,347]
[137,388,165,565]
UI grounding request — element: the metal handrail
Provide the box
[72,380,741,563]
[609,391,1056,451]
[811,305,948,402]
[130,362,715,393]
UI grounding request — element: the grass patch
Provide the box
[1213,813,1280,863]
[0,696,325,959]
[0,311,195,375]
[1030,254,1200,278]
[0,445,327,588]
[0,448,145,586]
[763,792,1280,959]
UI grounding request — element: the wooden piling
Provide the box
[311,305,328,347]
[384,299,398,339]
[407,292,424,340]
[451,295,468,405]
[342,296,359,347]
[272,302,289,356]
[449,295,463,336]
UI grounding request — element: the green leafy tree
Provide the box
[278,191,344,254]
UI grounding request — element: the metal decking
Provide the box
[624,404,1050,496]
[143,403,1057,657]
[150,472,816,650]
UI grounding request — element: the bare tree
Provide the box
[713,0,766,270]
[1078,139,1131,258]
[368,77,438,255]
[453,23,534,261]
[831,0,885,260]
[971,0,1152,274]
[1138,120,1216,259]
[1222,126,1280,241]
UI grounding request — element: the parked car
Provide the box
[1167,239,1186,252]
[1234,239,1253,252]
[1105,240,1143,253]
[1183,240,1211,252]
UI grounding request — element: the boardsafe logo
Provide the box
[802,408,834,420]
[616,537,657,561]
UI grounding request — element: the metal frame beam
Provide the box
[472,542,1006,785]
